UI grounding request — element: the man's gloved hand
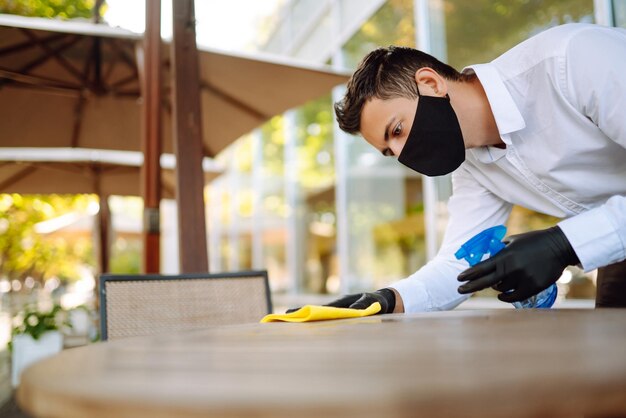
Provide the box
[286,288,396,314]
[457,226,579,303]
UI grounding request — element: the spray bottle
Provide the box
[455,225,557,308]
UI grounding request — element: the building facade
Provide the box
[205,0,623,303]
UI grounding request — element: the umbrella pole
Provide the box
[171,0,209,273]
[97,193,110,274]
[140,0,162,273]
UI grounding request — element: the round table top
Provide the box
[17,309,626,418]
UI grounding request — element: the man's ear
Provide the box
[414,68,448,97]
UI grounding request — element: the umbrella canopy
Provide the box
[0,14,350,157]
[0,148,223,198]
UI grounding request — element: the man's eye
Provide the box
[393,123,402,136]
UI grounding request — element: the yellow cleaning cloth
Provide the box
[260,302,381,323]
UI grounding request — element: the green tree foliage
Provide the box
[342,0,416,69]
[443,0,594,69]
[261,115,286,176]
[0,0,100,19]
[109,238,141,274]
[0,194,95,284]
[295,94,335,191]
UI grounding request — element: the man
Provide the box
[329,23,626,313]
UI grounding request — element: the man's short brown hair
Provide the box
[334,46,464,135]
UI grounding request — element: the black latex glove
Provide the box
[286,288,396,314]
[457,226,579,303]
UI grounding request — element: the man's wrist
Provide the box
[388,288,404,313]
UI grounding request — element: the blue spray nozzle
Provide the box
[454,225,507,267]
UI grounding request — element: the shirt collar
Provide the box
[462,63,526,163]
[463,63,526,137]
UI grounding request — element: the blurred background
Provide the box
[1,0,624,364]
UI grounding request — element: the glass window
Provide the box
[429,0,596,300]
[439,0,595,70]
[335,0,596,298]
[340,0,429,292]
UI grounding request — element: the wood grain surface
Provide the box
[17,309,626,418]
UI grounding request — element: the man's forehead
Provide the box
[362,96,415,118]
[361,97,416,137]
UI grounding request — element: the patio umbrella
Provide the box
[0,148,223,272]
[0,14,350,157]
[0,13,349,272]
[0,148,223,198]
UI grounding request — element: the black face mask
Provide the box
[397,86,465,177]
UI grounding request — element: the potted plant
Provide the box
[10,304,70,387]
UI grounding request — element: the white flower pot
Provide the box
[11,330,63,387]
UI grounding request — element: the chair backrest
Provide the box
[99,270,272,341]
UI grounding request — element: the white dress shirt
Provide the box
[390,23,626,312]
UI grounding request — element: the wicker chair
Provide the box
[99,270,272,341]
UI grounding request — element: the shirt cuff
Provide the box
[558,205,625,271]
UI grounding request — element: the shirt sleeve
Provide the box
[557,26,626,271]
[389,164,513,312]
[559,195,626,271]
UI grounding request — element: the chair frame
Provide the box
[99,270,272,341]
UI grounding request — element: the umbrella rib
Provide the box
[20,29,97,92]
[102,40,120,87]
[71,95,87,148]
[110,90,140,97]
[0,36,82,91]
[90,36,103,93]
[0,32,66,58]
[105,39,139,94]
[109,39,138,75]
[200,81,269,120]
[110,74,138,89]
[18,35,83,76]
[0,164,38,192]
[0,68,82,92]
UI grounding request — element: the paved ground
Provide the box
[0,349,10,406]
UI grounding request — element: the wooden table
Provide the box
[17,309,626,418]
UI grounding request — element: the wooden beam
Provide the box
[141,0,163,273]
[171,0,208,273]
[97,194,111,274]
[89,164,110,274]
